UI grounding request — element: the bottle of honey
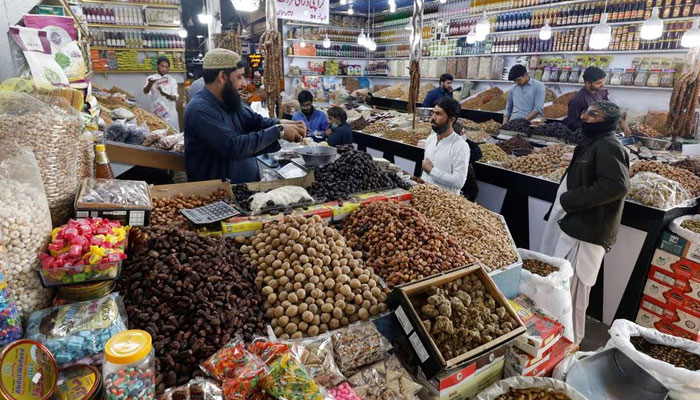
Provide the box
[95,144,115,179]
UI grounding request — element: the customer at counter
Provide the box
[293,90,329,136]
[184,48,305,183]
[324,107,353,147]
[503,64,545,124]
[422,74,454,108]
[564,67,631,135]
[540,100,630,345]
[421,97,470,194]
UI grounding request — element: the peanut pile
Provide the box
[523,259,559,277]
[503,153,560,177]
[416,274,517,360]
[680,219,700,234]
[341,201,476,287]
[381,128,431,146]
[410,184,519,270]
[631,161,700,197]
[479,143,510,163]
[671,158,700,178]
[464,130,493,142]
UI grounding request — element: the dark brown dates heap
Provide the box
[232,184,256,212]
[120,227,264,393]
[341,201,476,287]
[497,134,534,154]
[631,336,700,370]
[308,150,409,201]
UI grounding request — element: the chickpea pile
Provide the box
[242,215,387,339]
[341,201,476,287]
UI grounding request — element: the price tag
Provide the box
[394,306,413,335]
[409,332,429,363]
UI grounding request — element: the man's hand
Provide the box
[282,124,305,142]
[502,115,510,125]
[422,159,434,173]
[325,128,332,137]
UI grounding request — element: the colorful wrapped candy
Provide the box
[247,337,290,365]
[200,339,268,400]
[39,218,128,286]
[261,353,333,400]
[0,260,22,346]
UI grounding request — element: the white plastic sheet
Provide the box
[669,214,700,246]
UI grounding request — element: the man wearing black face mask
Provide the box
[184,48,305,183]
[540,100,630,344]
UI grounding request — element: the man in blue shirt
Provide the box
[324,106,353,147]
[293,90,328,136]
[422,74,454,108]
[184,48,305,183]
[503,64,545,124]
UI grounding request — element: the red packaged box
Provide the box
[509,295,564,357]
[530,336,578,377]
[636,295,700,341]
[650,249,700,302]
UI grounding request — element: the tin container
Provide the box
[55,280,117,303]
[0,340,58,400]
[55,365,103,400]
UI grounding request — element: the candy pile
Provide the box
[39,218,127,285]
[330,382,362,400]
[200,339,268,399]
[104,365,156,399]
[0,264,21,346]
[263,353,330,400]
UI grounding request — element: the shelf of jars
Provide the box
[91,46,185,51]
[368,48,687,60]
[82,0,180,9]
[285,38,358,45]
[88,23,181,29]
[88,31,185,49]
[465,78,674,90]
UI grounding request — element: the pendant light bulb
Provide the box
[539,19,552,40]
[323,34,331,48]
[197,13,212,24]
[439,0,446,3]
[475,11,490,37]
[340,0,346,4]
[367,38,377,51]
[390,4,396,12]
[178,29,188,38]
[348,5,354,15]
[357,29,366,46]
[466,27,477,44]
[438,21,444,27]
[589,12,611,50]
[682,19,700,48]
[299,39,307,48]
[641,7,664,40]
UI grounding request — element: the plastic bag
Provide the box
[25,292,128,365]
[286,333,345,389]
[331,320,393,376]
[77,178,151,207]
[111,107,135,120]
[606,319,700,400]
[476,377,587,400]
[518,248,574,341]
[627,172,694,210]
[261,352,334,400]
[106,119,147,145]
[249,186,314,214]
[159,377,223,400]
[0,251,22,346]
[0,90,82,224]
[0,144,53,316]
[669,215,700,246]
[201,338,269,400]
[247,336,291,365]
[348,356,423,400]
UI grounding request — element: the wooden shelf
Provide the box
[83,0,180,8]
[105,141,184,171]
[91,46,185,51]
[88,23,181,30]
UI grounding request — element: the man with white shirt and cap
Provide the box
[421,97,469,194]
[143,56,180,130]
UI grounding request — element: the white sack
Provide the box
[476,377,586,400]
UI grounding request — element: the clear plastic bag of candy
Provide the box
[200,338,268,400]
[247,336,291,365]
[331,321,393,376]
[348,356,423,400]
[285,333,345,389]
[260,352,335,400]
[0,249,22,346]
[24,292,127,365]
[159,377,223,400]
[77,178,151,207]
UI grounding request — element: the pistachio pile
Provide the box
[416,274,517,360]
[680,219,700,234]
[341,201,476,287]
[410,184,519,270]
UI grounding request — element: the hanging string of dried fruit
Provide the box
[407,0,424,128]
[234,24,242,55]
[260,0,282,118]
[667,48,700,139]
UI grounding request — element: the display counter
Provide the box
[370,97,504,123]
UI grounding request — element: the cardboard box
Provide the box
[637,295,700,341]
[504,345,552,376]
[221,214,282,238]
[351,191,388,204]
[389,265,526,379]
[509,295,564,357]
[635,306,699,341]
[74,178,152,226]
[377,188,412,203]
[650,249,700,302]
[326,200,363,222]
[659,231,700,264]
[645,265,700,304]
[418,357,505,400]
[528,336,577,377]
[151,179,234,200]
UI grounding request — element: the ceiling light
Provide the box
[197,13,212,24]
[475,11,490,38]
[367,38,377,51]
[300,39,307,48]
[641,7,664,40]
[589,12,611,49]
[539,19,552,40]
[196,34,204,39]
[323,34,331,48]
[437,21,443,27]
[340,0,346,4]
[178,29,188,38]
[390,5,396,12]
[231,0,259,12]
[357,28,367,46]
[198,52,203,57]
[440,0,446,3]
[682,18,700,47]
[242,28,247,33]
[466,27,477,44]
[348,5,354,15]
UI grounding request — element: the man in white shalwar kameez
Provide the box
[540,101,629,344]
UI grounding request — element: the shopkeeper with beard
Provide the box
[540,100,630,344]
[184,48,305,183]
[421,97,469,194]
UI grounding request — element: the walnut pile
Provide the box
[341,201,476,287]
[416,275,517,360]
[410,184,519,270]
[631,161,700,197]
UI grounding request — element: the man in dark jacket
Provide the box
[540,100,630,344]
[324,106,353,147]
[422,74,454,108]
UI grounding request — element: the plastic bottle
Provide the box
[95,144,115,179]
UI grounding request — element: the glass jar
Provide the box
[103,330,155,400]
[634,69,649,86]
[621,68,636,86]
[560,67,571,83]
[646,69,662,87]
[660,69,675,87]
[542,66,552,82]
[550,67,561,82]
[609,68,624,85]
[569,67,581,83]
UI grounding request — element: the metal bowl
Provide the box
[415,107,433,119]
[635,136,672,151]
[295,146,338,168]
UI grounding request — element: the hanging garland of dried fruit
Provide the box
[407,0,424,128]
[667,48,700,139]
[260,0,282,118]
[213,25,241,55]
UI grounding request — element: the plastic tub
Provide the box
[103,330,155,400]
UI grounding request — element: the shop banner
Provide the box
[276,0,329,24]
